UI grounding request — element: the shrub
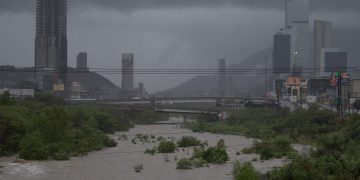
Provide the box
[157,136,164,141]
[273,135,292,151]
[144,147,156,155]
[157,141,176,153]
[19,131,49,160]
[260,146,273,160]
[177,136,201,147]
[177,158,193,169]
[192,158,208,168]
[134,164,144,172]
[233,161,261,180]
[217,139,226,148]
[192,147,205,159]
[104,137,117,147]
[203,147,229,164]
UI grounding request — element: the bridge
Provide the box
[66,96,279,120]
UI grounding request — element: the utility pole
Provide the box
[336,72,343,117]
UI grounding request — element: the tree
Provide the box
[353,99,360,112]
[0,91,15,105]
[233,161,261,180]
[157,141,176,153]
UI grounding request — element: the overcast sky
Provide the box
[0,0,359,92]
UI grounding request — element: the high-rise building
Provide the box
[217,59,226,96]
[77,52,88,70]
[314,20,332,78]
[285,0,310,76]
[35,0,67,89]
[273,30,291,76]
[121,53,134,92]
[320,48,347,77]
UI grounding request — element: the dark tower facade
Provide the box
[35,0,67,89]
[273,31,291,75]
[122,53,134,92]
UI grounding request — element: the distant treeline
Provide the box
[0,92,167,160]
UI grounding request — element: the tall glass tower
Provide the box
[35,0,67,89]
[122,53,134,92]
[285,0,310,77]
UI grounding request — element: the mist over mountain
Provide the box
[162,27,360,96]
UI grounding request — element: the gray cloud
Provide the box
[0,0,360,14]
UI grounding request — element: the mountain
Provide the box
[161,27,360,96]
[0,67,118,90]
[160,48,272,97]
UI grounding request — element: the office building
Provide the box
[77,52,88,70]
[0,88,35,98]
[273,31,291,76]
[35,0,67,89]
[285,0,310,75]
[320,48,347,77]
[218,59,226,96]
[121,53,134,91]
[314,20,332,78]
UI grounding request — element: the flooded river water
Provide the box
[0,118,294,180]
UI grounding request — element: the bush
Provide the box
[233,161,261,180]
[241,138,294,160]
[203,147,229,164]
[104,137,117,147]
[177,136,201,147]
[19,131,49,160]
[134,164,144,172]
[144,147,156,155]
[157,141,176,153]
[192,158,208,168]
[192,147,205,159]
[217,139,226,148]
[177,158,193,169]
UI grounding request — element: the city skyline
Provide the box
[0,1,359,92]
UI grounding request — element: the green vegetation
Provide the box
[190,106,338,142]
[190,106,360,179]
[157,141,176,153]
[242,135,295,160]
[0,92,166,160]
[202,146,229,163]
[144,147,157,155]
[217,138,225,148]
[131,134,151,144]
[232,161,261,180]
[134,164,144,173]
[177,136,201,147]
[176,139,228,170]
[176,158,193,169]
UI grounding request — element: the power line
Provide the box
[0,67,357,75]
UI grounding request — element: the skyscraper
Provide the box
[121,53,134,92]
[314,20,332,78]
[285,0,310,76]
[35,0,67,88]
[218,59,226,96]
[77,52,88,70]
[273,30,291,76]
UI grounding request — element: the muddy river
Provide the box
[0,118,304,180]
